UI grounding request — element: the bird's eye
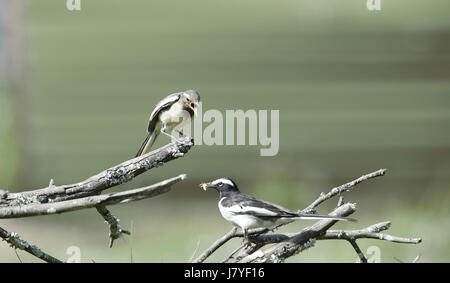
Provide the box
[190,103,195,108]
[218,182,223,187]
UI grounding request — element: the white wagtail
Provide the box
[135,90,200,157]
[200,177,356,240]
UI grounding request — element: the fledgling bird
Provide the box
[200,177,356,240]
[135,89,200,157]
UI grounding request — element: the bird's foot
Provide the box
[161,130,183,144]
[241,238,252,249]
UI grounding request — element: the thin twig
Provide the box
[189,240,201,263]
[130,220,134,263]
[319,222,422,244]
[96,206,131,248]
[14,249,23,263]
[0,226,62,263]
[303,169,386,213]
[348,239,367,263]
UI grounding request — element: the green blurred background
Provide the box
[1,0,449,262]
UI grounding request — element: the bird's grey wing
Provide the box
[228,194,298,218]
[147,92,181,132]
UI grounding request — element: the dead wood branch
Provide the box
[0,226,62,263]
[0,138,193,262]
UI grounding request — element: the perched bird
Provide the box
[200,177,356,240]
[135,90,200,157]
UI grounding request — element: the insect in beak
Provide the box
[199,183,208,191]
[200,183,214,191]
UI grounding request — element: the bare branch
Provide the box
[303,169,386,213]
[0,226,62,263]
[320,222,422,244]
[1,137,193,209]
[0,138,193,261]
[348,240,367,263]
[96,206,131,248]
[0,174,186,218]
[227,220,420,263]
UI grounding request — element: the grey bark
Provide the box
[0,137,193,215]
[0,226,62,263]
[0,174,186,218]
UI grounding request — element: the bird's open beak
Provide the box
[199,182,215,191]
[190,103,198,117]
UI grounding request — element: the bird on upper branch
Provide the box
[200,177,356,240]
[135,90,200,157]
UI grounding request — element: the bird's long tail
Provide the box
[135,131,158,157]
[295,213,357,222]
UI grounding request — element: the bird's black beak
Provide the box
[199,182,216,191]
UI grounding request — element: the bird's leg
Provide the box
[242,229,250,245]
[174,129,185,137]
[160,125,181,143]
